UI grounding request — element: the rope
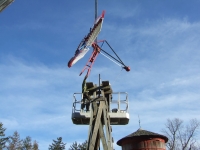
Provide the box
[100,51,122,67]
[112,67,123,85]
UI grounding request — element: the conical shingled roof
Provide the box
[117,128,168,146]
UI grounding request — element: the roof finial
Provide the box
[138,115,141,129]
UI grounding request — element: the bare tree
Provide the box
[178,119,200,150]
[162,118,183,150]
[162,118,200,150]
[7,131,23,150]
[32,140,39,150]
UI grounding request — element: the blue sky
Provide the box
[1,0,200,149]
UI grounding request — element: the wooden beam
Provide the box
[89,102,103,150]
[86,81,113,150]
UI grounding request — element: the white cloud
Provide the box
[0,57,75,128]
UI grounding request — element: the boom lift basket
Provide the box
[71,91,129,125]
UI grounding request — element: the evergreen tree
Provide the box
[69,140,87,150]
[22,136,32,150]
[69,141,78,150]
[0,122,9,150]
[78,140,87,150]
[49,137,66,150]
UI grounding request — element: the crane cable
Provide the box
[99,40,129,69]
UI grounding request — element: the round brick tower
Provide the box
[117,128,168,150]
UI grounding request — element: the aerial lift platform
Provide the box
[72,81,129,125]
[71,80,129,150]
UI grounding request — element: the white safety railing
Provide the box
[72,92,129,114]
